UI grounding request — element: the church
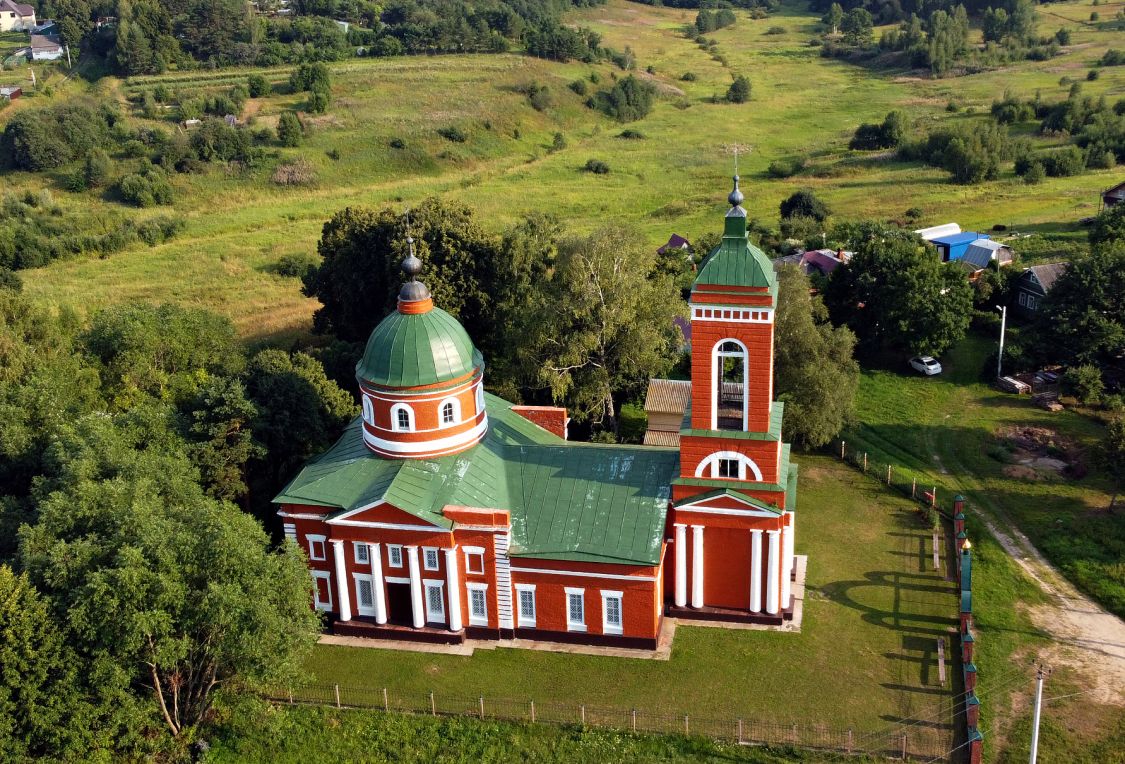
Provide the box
[275,177,799,650]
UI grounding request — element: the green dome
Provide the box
[695,214,777,293]
[356,307,482,388]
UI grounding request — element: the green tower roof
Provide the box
[356,306,482,388]
[694,177,777,297]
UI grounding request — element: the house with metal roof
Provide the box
[1013,262,1067,319]
[277,178,800,651]
[930,231,988,262]
[956,239,1013,278]
[0,0,35,31]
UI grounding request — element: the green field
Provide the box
[8,0,1125,342]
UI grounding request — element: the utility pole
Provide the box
[66,44,72,68]
[995,304,1007,380]
[1029,665,1047,764]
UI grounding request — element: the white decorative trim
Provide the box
[359,374,481,403]
[494,531,515,630]
[385,576,410,585]
[361,395,374,425]
[691,525,704,609]
[352,572,377,617]
[509,567,656,582]
[312,570,333,611]
[387,544,403,568]
[463,547,486,575]
[422,546,440,571]
[366,410,486,437]
[444,547,463,632]
[692,305,773,323]
[750,529,762,613]
[452,523,509,532]
[466,582,489,626]
[695,451,763,482]
[423,579,446,624]
[331,539,352,622]
[362,416,489,455]
[390,403,415,432]
[600,590,624,635]
[676,505,780,519]
[438,397,462,428]
[329,519,445,532]
[674,524,687,608]
[328,501,388,522]
[406,546,425,629]
[353,541,370,565]
[711,338,749,431]
[278,511,329,520]
[283,523,297,542]
[766,530,780,616]
[306,534,327,561]
[515,583,537,628]
[565,587,586,632]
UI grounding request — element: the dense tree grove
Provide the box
[0,293,346,757]
[1033,242,1125,368]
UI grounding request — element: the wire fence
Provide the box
[832,438,955,521]
[265,683,958,761]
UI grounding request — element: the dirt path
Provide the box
[924,427,1125,705]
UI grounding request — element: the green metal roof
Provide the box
[694,214,777,297]
[673,487,781,514]
[356,306,481,388]
[274,395,679,565]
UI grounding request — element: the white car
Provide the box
[909,356,943,376]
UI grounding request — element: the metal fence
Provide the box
[833,438,955,520]
[266,683,957,761]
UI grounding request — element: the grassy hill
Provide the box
[4,0,1124,342]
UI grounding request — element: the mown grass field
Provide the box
[6,0,1125,342]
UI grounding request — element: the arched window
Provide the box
[391,403,415,432]
[439,397,461,427]
[361,396,374,426]
[475,384,485,414]
[712,339,748,431]
[695,451,763,482]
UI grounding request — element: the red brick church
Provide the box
[276,177,799,649]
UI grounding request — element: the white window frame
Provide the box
[306,534,326,561]
[1018,291,1028,307]
[467,582,489,626]
[565,587,586,632]
[422,546,440,571]
[353,572,377,616]
[439,397,461,428]
[475,384,485,415]
[515,583,536,628]
[423,579,446,624]
[695,451,763,482]
[354,541,370,564]
[390,403,415,432]
[312,570,332,611]
[717,458,739,479]
[463,546,485,575]
[361,395,374,425]
[283,523,297,542]
[601,590,623,636]
[387,544,403,568]
[1027,295,1037,310]
[711,338,749,431]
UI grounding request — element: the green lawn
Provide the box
[11,0,1125,341]
[301,456,960,758]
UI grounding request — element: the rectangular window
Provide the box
[423,547,440,571]
[424,581,446,624]
[387,545,403,568]
[464,546,485,575]
[1028,296,1037,310]
[717,458,739,479]
[312,571,332,611]
[354,575,375,616]
[306,534,326,561]
[467,584,488,626]
[354,542,370,564]
[1018,292,1028,307]
[601,591,623,635]
[516,584,536,628]
[283,523,297,542]
[565,587,586,632]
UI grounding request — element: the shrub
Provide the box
[437,126,467,143]
[568,80,588,96]
[550,132,566,152]
[618,129,645,139]
[1088,69,1100,81]
[850,111,907,150]
[1101,49,1125,66]
[290,62,331,93]
[1062,365,1104,404]
[0,267,22,291]
[277,112,303,147]
[247,74,271,98]
[526,83,551,112]
[586,76,654,122]
[1091,12,1100,21]
[726,75,751,103]
[1055,28,1071,45]
[274,252,318,279]
[583,158,610,174]
[767,158,803,178]
[136,215,183,246]
[307,88,330,114]
[326,147,341,161]
[766,26,786,35]
[271,159,317,186]
[389,137,406,149]
[681,72,696,81]
[117,166,174,207]
[1041,145,1085,177]
[1023,161,1045,184]
[780,189,830,221]
[82,149,112,189]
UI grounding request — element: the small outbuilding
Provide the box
[931,232,988,263]
[30,34,63,61]
[1013,262,1067,319]
[957,239,1013,278]
[641,378,691,447]
[0,86,21,101]
[657,233,691,256]
[1102,180,1125,209]
[914,223,962,241]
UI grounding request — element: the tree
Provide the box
[926,6,969,76]
[277,111,303,147]
[19,413,320,738]
[1090,203,1125,247]
[982,7,1009,42]
[850,110,907,150]
[247,73,271,98]
[587,75,654,122]
[1097,415,1125,511]
[773,265,859,448]
[841,8,873,46]
[521,227,684,434]
[183,377,263,502]
[1035,244,1125,366]
[823,2,844,34]
[1007,0,1038,42]
[824,231,973,357]
[1062,364,1104,404]
[726,75,751,104]
[780,189,830,222]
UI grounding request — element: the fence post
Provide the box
[931,487,937,508]
[841,440,846,459]
[738,718,743,745]
[792,724,798,744]
[846,727,853,753]
[912,477,917,497]
[684,715,689,735]
[530,700,535,723]
[901,733,908,759]
[430,691,436,716]
[887,464,892,486]
[382,687,388,712]
[288,686,293,705]
[632,708,637,733]
[479,696,484,720]
[580,705,585,727]
[863,452,867,472]
[334,684,340,708]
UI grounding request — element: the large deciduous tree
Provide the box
[774,265,859,448]
[824,230,973,357]
[1034,244,1125,366]
[521,227,685,435]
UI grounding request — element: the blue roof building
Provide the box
[931,232,988,262]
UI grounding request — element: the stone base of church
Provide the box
[663,601,794,626]
[331,618,466,645]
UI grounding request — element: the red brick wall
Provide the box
[688,320,774,433]
[511,406,569,440]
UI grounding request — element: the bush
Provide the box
[1055,28,1071,45]
[1023,161,1045,184]
[389,137,406,149]
[247,74,271,98]
[290,62,331,93]
[326,147,340,161]
[766,25,786,35]
[274,252,318,279]
[1062,365,1104,404]
[1088,69,1100,81]
[767,158,803,178]
[850,111,907,150]
[1041,145,1085,177]
[277,112,303,147]
[681,72,696,81]
[271,159,317,186]
[568,79,588,96]
[437,126,467,143]
[0,267,22,291]
[726,75,751,103]
[780,189,830,222]
[586,76,654,122]
[1101,48,1125,66]
[117,166,174,207]
[583,158,610,174]
[307,88,330,114]
[618,128,645,139]
[526,83,551,111]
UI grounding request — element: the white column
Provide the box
[674,524,687,608]
[444,547,463,632]
[766,530,780,615]
[691,525,704,609]
[782,514,794,609]
[749,529,763,613]
[369,542,387,625]
[406,545,425,629]
[331,540,351,622]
